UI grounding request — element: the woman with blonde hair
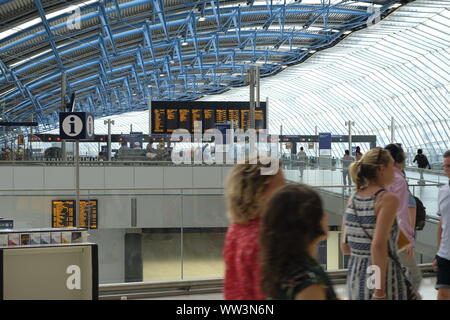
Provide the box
[223,158,285,300]
[341,147,409,300]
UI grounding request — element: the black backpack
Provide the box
[414,196,426,230]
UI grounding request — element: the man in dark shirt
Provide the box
[413,149,431,183]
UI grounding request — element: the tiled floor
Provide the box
[149,277,438,300]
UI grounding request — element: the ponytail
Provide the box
[350,147,391,190]
[350,161,365,190]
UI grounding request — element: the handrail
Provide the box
[98,264,435,300]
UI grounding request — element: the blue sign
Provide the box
[59,112,95,140]
[319,132,332,150]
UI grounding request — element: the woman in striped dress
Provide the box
[341,147,408,300]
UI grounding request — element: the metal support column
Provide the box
[147,94,152,136]
[75,140,80,228]
[104,119,115,161]
[345,121,355,154]
[315,125,318,158]
[389,117,395,143]
[249,68,255,130]
[61,73,67,161]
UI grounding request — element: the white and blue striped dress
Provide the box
[344,191,408,300]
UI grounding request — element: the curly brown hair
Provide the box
[225,157,281,224]
[260,183,326,299]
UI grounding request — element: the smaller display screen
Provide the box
[52,200,75,228]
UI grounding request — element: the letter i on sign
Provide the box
[69,117,76,134]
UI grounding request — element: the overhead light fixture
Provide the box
[170,59,175,64]
[281,65,287,69]
[199,16,206,22]
[343,30,352,35]
[160,73,165,77]
[182,41,189,46]
[309,50,317,53]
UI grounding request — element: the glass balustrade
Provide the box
[0,161,442,289]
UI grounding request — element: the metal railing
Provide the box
[98,264,435,300]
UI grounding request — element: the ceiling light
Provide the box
[182,41,189,46]
[160,73,165,77]
[309,50,317,53]
[281,65,287,69]
[198,16,206,22]
[343,30,352,35]
[170,59,175,64]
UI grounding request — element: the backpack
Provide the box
[416,154,429,168]
[414,196,426,230]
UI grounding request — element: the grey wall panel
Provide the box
[98,195,132,228]
[88,228,126,284]
[80,167,105,190]
[1,196,49,229]
[0,167,13,189]
[105,167,134,190]
[163,167,193,189]
[138,195,182,228]
[134,167,164,189]
[182,195,228,228]
[13,167,44,189]
[221,166,233,187]
[44,167,75,189]
[193,167,222,189]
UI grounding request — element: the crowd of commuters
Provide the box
[223,147,450,300]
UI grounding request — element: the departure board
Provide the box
[153,109,166,133]
[151,101,266,134]
[80,200,98,229]
[192,109,202,133]
[179,109,191,131]
[166,109,178,133]
[228,109,240,129]
[216,109,227,124]
[241,110,250,130]
[255,110,264,131]
[52,200,75,228]
[203,109,215,131]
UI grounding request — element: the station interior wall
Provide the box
[0,165,438,283]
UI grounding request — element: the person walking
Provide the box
[223,158,285,300]
[355,146,363,161]
[413,149,431,183]
[342,150,354,191]
[384,144,422,297]
[297,147,307,179]
[433,150,450,300]
[341,147,408,300]
[260,183,337,300]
